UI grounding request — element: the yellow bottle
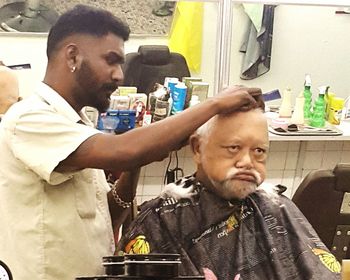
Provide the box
[325,90,335,120]
[328,97,345,125]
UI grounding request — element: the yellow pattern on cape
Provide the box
[125,235,150,254]
[312,248,341,273]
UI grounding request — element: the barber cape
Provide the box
[117,175,341,280]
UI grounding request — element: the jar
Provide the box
[75,276,120,280]
[102,255,125,276]
[124,253,181,278]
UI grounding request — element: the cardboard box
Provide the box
[128,93,148,126]
[118,86,137,96]
[188,81,209,103]
[182,77,203,108]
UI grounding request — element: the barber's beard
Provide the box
[209,167,262,200]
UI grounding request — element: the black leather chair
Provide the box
[122,45,190,95]
[292,163,350,261]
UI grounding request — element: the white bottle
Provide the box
[290,93,305,125]
[189,95,200,107]
[142,111,152,126]
[279,87,292,118]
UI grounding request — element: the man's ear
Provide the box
[189,134,202,164]
[65,43,80,70]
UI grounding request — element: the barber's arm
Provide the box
[108,168,140,232]
[57,86,261,172]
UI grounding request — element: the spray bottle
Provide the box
[310,87,326,127]
[303,74,313,123]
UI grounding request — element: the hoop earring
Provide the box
[71,66,76,73]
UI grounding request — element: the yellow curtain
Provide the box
[168,1,204,73]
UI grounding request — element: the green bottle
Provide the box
[310,87,326,128]
[303,74,313,122]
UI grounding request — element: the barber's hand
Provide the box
[212,86,263,114]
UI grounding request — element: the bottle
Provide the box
[153,92,171,122]
[303,74,313,123]
[279,87,292,118]
[290,93,305,125]
[171,82,187,115]
[142,111,152,126]
[324,87,334,120]
[328,97,345,125]
[313,86,326,113]
[310,87,326,128]
[166,77,179,99]
[189,95,200,107]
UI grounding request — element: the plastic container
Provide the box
[103,255,125,276]
[171,82,187,114]
[165,77,179,97]
[75,277,120,280]
[142,111,152,126]
[109,277,205,280]
[290,95,305,125]
[310,89,326,128]
[189,95,200,107]
[328,97,345,125]
[124,253,181,278]
[153,99,171,122]
[303,74,313,121]
[279,87,292,118]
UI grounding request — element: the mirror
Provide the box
[229,3,350,101]
[0,0,175,35]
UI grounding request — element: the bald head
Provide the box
[0,66,19,115]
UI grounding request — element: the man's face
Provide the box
[0,66,20,114]
[192,109,269,200]
[74,33,125,112]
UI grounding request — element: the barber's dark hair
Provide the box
[47,4,130,59]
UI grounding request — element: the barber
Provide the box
[0,4,261,280]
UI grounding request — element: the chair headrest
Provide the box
[334,163,350,192]
[138,45,170,65]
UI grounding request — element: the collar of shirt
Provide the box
[35,82,93,126]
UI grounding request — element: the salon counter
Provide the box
[269,120,350,141]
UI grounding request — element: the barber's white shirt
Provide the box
[0,83,114,280]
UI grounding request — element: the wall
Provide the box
[0,34,169,98]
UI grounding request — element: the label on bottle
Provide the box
[155,107,167,116]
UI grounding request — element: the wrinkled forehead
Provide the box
[208,109,269,143]
[216,109,266,128]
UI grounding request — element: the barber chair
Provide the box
[292,163,350,261]
[122,45,190,95]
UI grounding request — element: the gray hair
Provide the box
[195,107,265,140]
[195,115,218,140]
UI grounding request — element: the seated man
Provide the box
[0,62,20,118]
[117,106,341,280]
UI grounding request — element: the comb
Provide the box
[262,89,281,102]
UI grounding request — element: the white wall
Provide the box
[230,4,350,105]
[0,33,169,98]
